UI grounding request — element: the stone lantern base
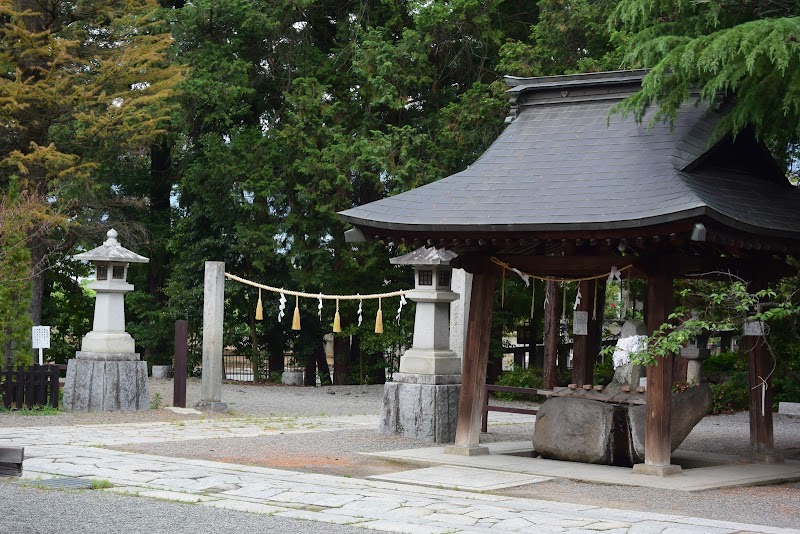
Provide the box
[379,375,461,443]
[62,352,149,411]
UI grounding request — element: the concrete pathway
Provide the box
[5,417,799,534]
[368,442,800,492]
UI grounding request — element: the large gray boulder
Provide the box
[533,397,624,464]
[628,383,712,462]
[532,383,712,466]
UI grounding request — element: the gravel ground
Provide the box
[2,379,799,529]
[0,480,389,534]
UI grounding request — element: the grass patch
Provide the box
[0,405,60,416]
[90,479,113,490]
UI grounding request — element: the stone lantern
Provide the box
[379,247,461,443]
[63,229,150,411]
[680,332,711,386]
[392,248,461,379]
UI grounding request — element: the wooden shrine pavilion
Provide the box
[339,70,800,474]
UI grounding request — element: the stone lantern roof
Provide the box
[73,229,149,264]
[390,247,457,266]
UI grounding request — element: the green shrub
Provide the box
[710,370,749,414]
[593,356,615,385]
[703,350,745,381]
[494,365,545,402]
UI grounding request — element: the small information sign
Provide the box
[744,320,766,337]
[573,311,588,336]
[32,325,51,365]
[32,326,51,349]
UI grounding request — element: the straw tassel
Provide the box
[375,298,384,334]
[255,288,263,321]
[333,299,341,333]
[292,295,301,330]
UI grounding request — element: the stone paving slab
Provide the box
[369,465,551,490]
[366,441,800,492]
[5,419,800,534]
[0,415,380,448]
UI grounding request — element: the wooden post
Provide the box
[634,269,680,475]
[747,279,776,458]
[447,257,496,455]
[174,320,188,408]
[543,280,559,389]
[571,279,597,387]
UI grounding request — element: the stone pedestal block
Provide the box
[398,348,462,376]
[281,370,304,386]
[151,365,172,379]
[63,358,149,411]
[379,381,460,443]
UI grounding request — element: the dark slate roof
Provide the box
[339,70,800,239]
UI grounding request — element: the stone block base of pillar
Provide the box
[379,380,460,443]
[631,463,683,476]
[63,357,149,411]
[392,372,461,385]
[194,401,229,413]
[443,445,490,456]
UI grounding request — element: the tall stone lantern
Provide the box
[379,247,461,443]
[63,229,150,411]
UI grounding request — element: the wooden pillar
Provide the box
[747,279,776,458]
[173,320,187,408]
[635,269,680,474]
[543,280,559,389]
[571,279,597,387]
[448,258,496,454]
[748,334,775,456]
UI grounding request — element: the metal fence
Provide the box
[222,355,256,382]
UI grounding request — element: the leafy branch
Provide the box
[629,275,799,366]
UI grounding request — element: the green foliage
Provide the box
[0,183,38,367]
[499,0,621,77]
[710,370,750,414]
[611,0,800,154]
[630,279,800,367]
[90,479,113,490]
[764,316,800,404]
[0,404,59,416]
[703,347,750,415]
[495,365,545,402]
[41,260,93,364]
[593,355,615,385]
[151,392,162,410]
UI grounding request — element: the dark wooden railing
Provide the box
[481,384,541,432]
[1,364,61,409]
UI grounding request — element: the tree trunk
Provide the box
[28,241,46,328]
[304,354,316,386]
[316,343,332,385]
[333,336,351,385]
[369,351,386,384]
[268,349,284,377]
